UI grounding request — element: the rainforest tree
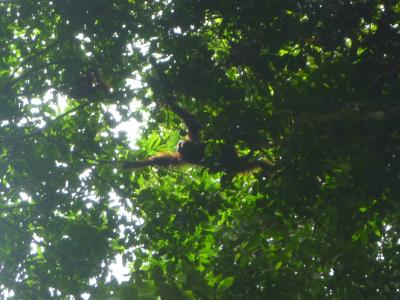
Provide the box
[1,0,399,299]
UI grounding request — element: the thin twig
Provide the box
[0,102,90,144]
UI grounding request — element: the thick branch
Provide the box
[296,106,400,125]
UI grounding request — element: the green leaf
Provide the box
[217,276,234,293]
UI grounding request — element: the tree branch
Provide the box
[296,106,400,124]
[0,102,90,144]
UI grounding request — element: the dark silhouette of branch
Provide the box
[0,102,90,144]
[0,218,102,273]
[4,58,70,92]
[296,106,400,124]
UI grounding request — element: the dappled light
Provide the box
[1,1,400,299]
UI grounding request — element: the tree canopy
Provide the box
[1,0,400,299]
